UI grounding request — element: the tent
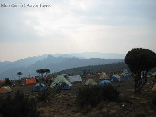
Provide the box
[56,82,71,90]
[0,87,7,94]
[152,84,156,91]
[121,73,126,76]
[62,74,69,78]
[68,75,82,83]
[111,75,122,82]
[25,78,36,85]
[85,79,97,86]
[124,74,131,79]
[32,83,47,92]
[99,72,109,80]
[2,86,12,93]
[98,80,112,87]
[50,75,72,88]
[123,69,128,74]
[0,80,5,84]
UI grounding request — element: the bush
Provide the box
[151,93,156,110]
[4,79,12,86]
[37,90,50,101]
[135,113,146,117]
[0,90,40,117]
[77,85,119,108]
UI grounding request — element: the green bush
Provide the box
[0,90,40,117]
[77,85,119,108]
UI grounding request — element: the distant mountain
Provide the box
[0,52,125,80]
[70,52,125,59]
[52,52,125,59]
[0,54,48,75]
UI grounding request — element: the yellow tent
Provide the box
[85,79,97,86]
[2,86,12,93]
[99,72,109,79]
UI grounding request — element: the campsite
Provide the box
[0,66,156,117]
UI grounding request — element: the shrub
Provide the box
[135,113,146,117]
[151,93,156,110]
[77,85,119,108]
[82,105,92,114]
[0,90,40,117]
[37,90,50,101]
[4,79,12,86]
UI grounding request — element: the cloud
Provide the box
[0,0,156,61]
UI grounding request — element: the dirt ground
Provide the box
[1,75,156,117]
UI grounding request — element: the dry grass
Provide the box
[1,76,156,117]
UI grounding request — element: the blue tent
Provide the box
[92,72,96,75]
[56,82,71,90]
[123,69,128,74]
[147,72,152,75]
[111,75,122,82]
[98,80,112,86]
[124,74,131,79]
[32,83,47,92]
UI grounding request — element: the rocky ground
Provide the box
[1,75,156,117]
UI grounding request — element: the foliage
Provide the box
[77,85,119,108]
[125,48,156,75]
[135,113,146,117]
[36,69,50,77]
[125,48,156,92]
[37,89,50,101]
[17,71,23,76]
[151,93,156,110]
[45,69,50,75]
[4,78,12,86]
[17,72,23,80]
[0,90,40,117]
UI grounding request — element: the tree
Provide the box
[36,69,46,77]
[36,69,50,77]
[17,71,23,80]
[45,69,50,75]
[36,69,50,91]
[125,48,156,93]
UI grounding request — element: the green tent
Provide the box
[85,79,97,86]
[50,75,72,88]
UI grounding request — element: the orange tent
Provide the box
[0,80,5,83]
[0,87,7,94]
[25,78,36,85]
[2,86,12,93]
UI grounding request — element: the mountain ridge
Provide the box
[0,52,125,79]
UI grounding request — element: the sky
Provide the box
[0,0,156,62]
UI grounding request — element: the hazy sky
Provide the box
[0,0,156,62]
